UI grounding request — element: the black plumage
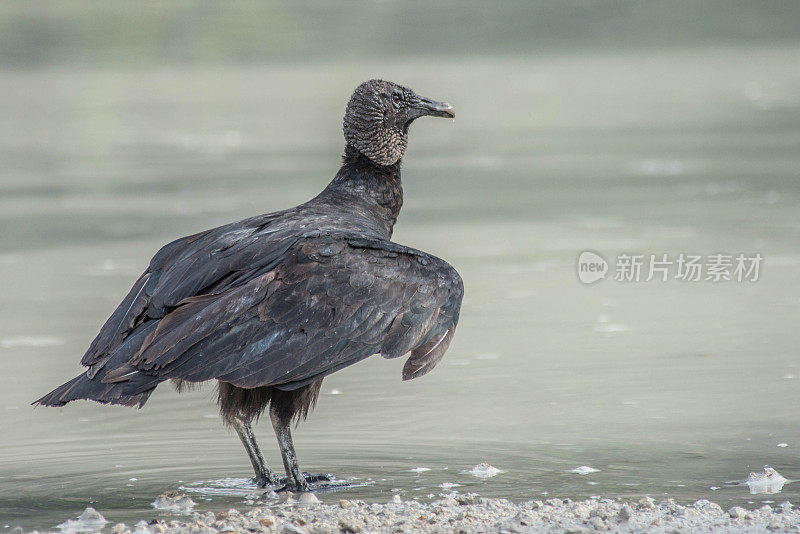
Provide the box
[35,80,462,491]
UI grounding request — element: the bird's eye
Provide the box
[391,94,401,107]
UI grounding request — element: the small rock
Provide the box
[638,496,656,510]
[664,499,685,515]
[514,511,537,527]
[281,524,308,534]
[588,516,606,530]
[589,507,608,521]
[729,507,747,519]
[456,494,477,506]
[56,507,109,532]
[617,504,633,522]
[693,499,723,515]
[78,508,106,524]
[298,492,320,504]
[133,520,152,534]
[438,497,459,507]
[152,491,196,513]
[464,462,504,479]
[259,517,275,527]
[388,494,402,505]
[747,467,787,495]
[339,519,361,533]
[339,499,354,509]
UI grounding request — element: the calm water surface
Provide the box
[1,49,799,529]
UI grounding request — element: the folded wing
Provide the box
[115,232,463,391]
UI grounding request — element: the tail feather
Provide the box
[33,371,154,408]
[34,320,163,409]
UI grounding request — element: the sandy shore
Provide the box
[50,493,800,534]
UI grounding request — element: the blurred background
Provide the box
[1,1,799,529]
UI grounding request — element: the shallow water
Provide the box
[1,43,800,530]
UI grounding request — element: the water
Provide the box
[2,5,800,531]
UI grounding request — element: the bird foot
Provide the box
[273,472,338,493]
[252,473,282,488]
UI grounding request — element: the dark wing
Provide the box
[80,211,302,374]
[112,232,463,391]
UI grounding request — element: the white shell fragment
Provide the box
[56,507,108,533]
[463,462,504,479]
[152,491,196,513]
[746,467,787,495]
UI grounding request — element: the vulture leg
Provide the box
[230,416,279,487]
[269,406,310,492]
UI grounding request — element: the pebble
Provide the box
[56,507,108,533]
[637,496,656,510]
[152,491,196,513]
[729,506,747,519]
[132,520,153,534]
[298,492,320,505]
[617,504,633,522]
[338,519,361,533]
[464,462,503,479]
[438,497,459,507]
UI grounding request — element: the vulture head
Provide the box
[343,79,455,167]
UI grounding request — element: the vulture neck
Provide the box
[319,144,403,239]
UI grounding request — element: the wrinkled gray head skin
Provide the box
[343,79,455,166]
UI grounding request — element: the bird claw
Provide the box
[300,472,333,483]
[273,472,338,493]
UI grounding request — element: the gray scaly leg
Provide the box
[230,415,279,487]
[270,406,310,492]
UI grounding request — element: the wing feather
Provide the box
[122,233,462,388]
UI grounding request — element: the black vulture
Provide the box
[35,80,464,492]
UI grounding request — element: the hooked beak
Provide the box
[412,95,456,119]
